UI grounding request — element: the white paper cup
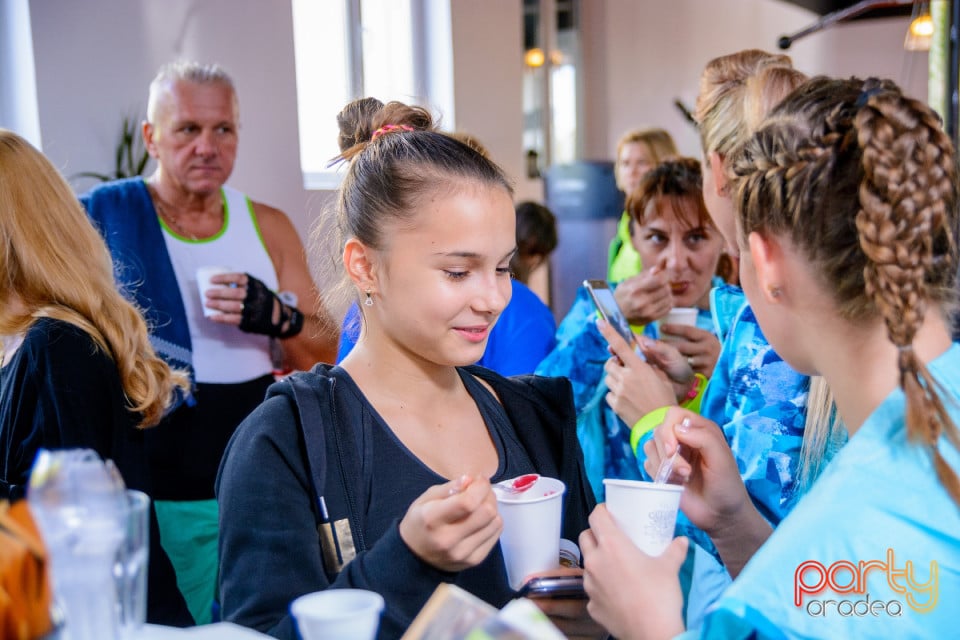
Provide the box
[290,589,385,640]
[495,477,566,590]
[663,307,698,327]
[195,266,233,317]
[657,307,699,341]
[602,479,683,556]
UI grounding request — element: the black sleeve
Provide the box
[0,326,120,500]
[216,394,454,640]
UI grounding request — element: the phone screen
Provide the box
[515,575,587,600]
[583,279,638,348]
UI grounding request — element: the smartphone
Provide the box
[515,575,587,600]
[583,279,638,349]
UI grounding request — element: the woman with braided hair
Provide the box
[579,75,960,639]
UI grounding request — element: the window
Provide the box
[292,0,438,190]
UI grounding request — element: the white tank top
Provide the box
[161,186,277,383]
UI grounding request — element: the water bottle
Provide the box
[27,449,126,640]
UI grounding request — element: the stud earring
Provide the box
[769,286,782,299]
[364,289,374,307]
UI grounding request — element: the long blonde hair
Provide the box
[0,129,188,427]
[614,128,678,192]
[695,49,794,159]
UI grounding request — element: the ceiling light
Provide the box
[905,2,933,51]
[524,48,545,68]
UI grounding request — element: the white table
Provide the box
[137,623,272,639]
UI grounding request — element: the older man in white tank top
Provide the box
[82,61,339,626]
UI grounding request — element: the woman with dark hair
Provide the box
[217,103,599,639]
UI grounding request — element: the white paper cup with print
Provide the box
[195,266,233,318]
[602,479,683,556]
[290,589,385,640]
[657,307,698,342]
[495,476,566,591]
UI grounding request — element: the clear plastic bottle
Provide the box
[27,449,126,640]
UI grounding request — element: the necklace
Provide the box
[149,186,223,241]
[152,194,198,241]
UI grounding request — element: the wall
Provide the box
[29,0,321,235]
[15,0,931,318]
[448,0,538,201]
[580,0,928,160]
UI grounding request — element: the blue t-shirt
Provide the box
[337,279,556,377]
[685,342,960,639]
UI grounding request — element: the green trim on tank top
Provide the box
[244,195,271,256]
[157,188,231,243]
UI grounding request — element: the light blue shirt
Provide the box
[688,342,960,639]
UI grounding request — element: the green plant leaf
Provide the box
[73,111,150,183]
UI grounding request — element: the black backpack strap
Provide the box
[286,369,365,580]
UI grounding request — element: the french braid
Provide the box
[732,76,960,507]
[855,81,960,504]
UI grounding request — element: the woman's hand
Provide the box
[657,324,721,378]
[642,408,771,577]
[398,475,502,572]
[597,320,676,427]
[635,336,697,403]
[522,568,608,640]
[614,267,673,326]
[580,505,687,640]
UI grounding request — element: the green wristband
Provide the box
[630,406,670,456]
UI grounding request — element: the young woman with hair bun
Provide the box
[217,102,600,639]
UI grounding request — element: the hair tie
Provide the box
[371,124,414,140]
[855,86,885,108]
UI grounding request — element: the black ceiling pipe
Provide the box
[777,0,914,49]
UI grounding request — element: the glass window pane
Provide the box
[292,0,349,183]
[360,0,415,102]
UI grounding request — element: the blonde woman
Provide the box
[608,127,678,282]
[0,129,191,625]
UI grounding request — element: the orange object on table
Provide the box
[0,499,54,640]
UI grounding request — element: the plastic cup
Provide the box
[602,479,683,556]
[195,266,233,317]
[290,589,385,640]
[495,477,566,591]
[657,307,698,340]
[116,490,150,638]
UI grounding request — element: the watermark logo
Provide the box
[794,549,938,617]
